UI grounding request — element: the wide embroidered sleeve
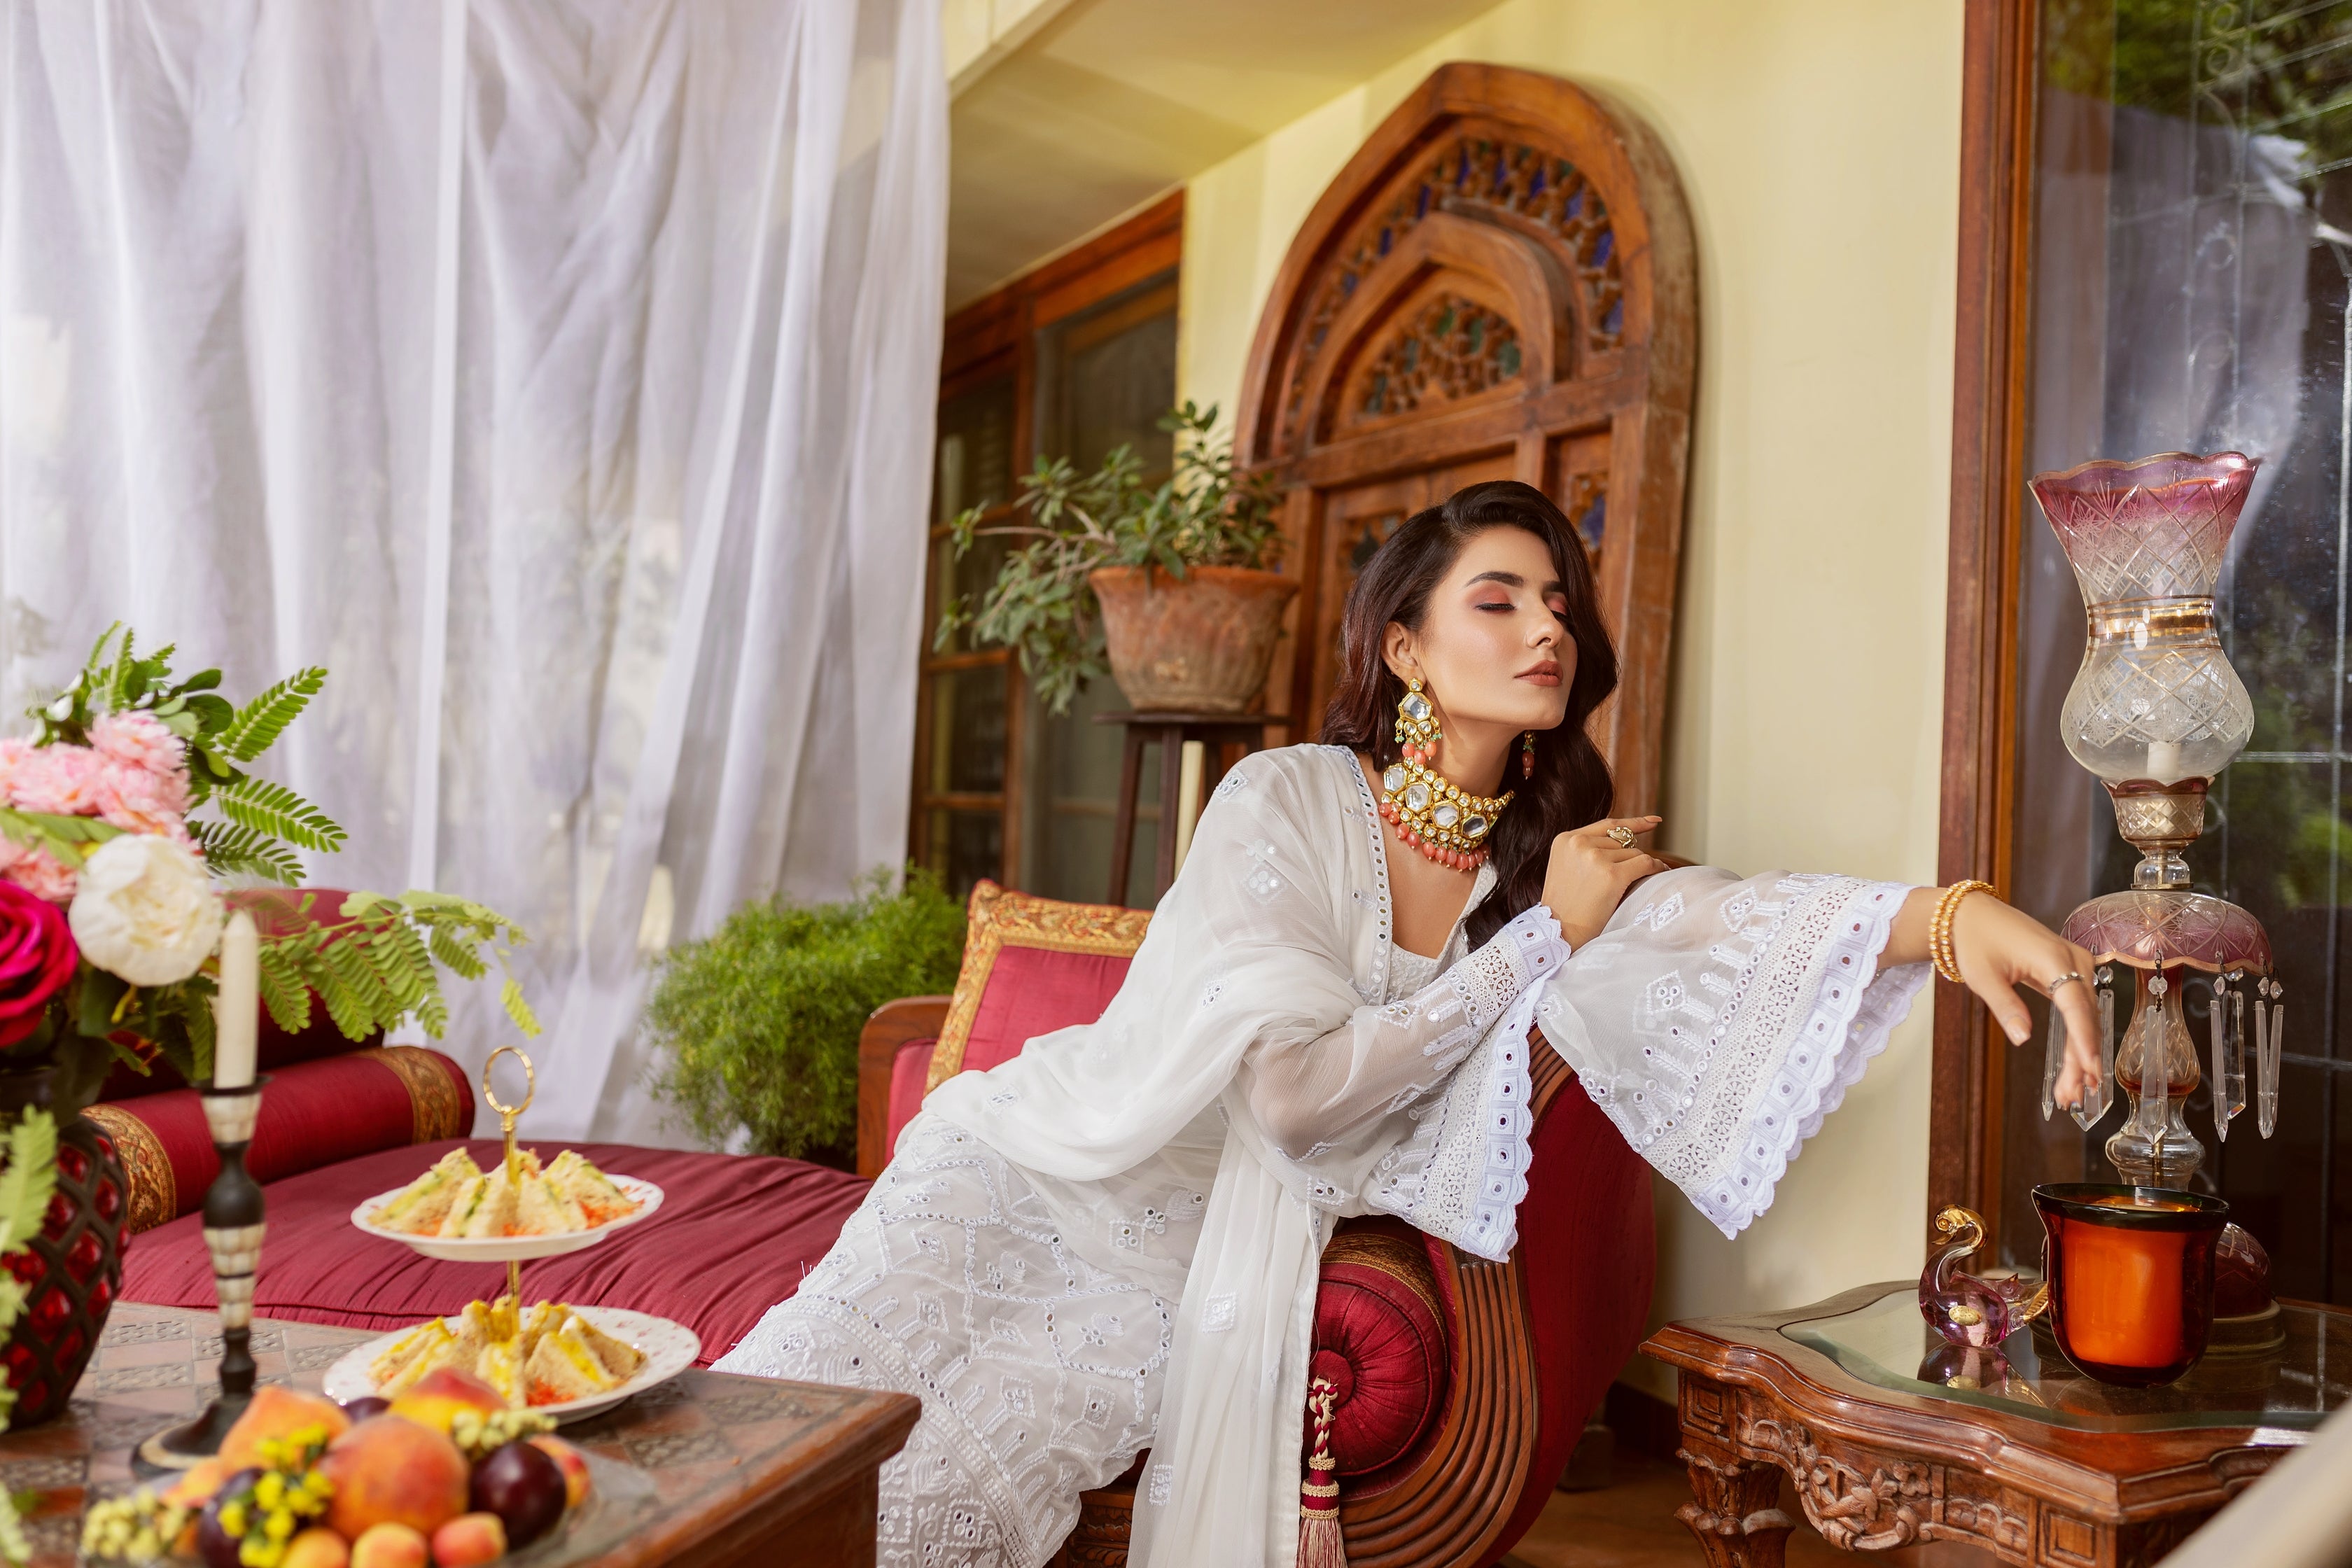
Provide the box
[1236,908,1569,1161]
[1534,868,1928,1238]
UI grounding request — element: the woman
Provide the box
[715,482,2099,1568]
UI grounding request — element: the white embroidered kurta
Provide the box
[713,744,1927,1568]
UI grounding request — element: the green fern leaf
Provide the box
[190,821,304,884]
[216,668,327,762]
[500,977,542,1037]
[0,1111,58,1259]
[255,940,315,1034]
[426,924,488,981]
[215,779,347,853]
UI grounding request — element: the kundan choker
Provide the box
[1377,678,1513,870]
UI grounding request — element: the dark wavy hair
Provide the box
[1320,480,1618,946]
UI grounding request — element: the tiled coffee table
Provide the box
[5,1302,918,1567]
[1644,1282,2346,1567]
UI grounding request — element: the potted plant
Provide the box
[938,402,1294,715]
[0,626,538,1428]
[645,871,965,1166]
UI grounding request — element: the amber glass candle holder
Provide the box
[2033,1183,2229,1387]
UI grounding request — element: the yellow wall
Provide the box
[1177,0,1966,1395]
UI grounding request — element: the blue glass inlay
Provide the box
[1340,271,1357,295]
[1579,494,1606,556]
[1593,229,1614,267]
[1378,227,1392,257]
[1417,183,1432,218]
[1602,297,1623,337]
[1497,341,1522,377]
[1528,167,1547,199]
[1564,189,1583,219]
[1455,146,1470,188]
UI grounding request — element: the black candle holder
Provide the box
[136,1077,268,1474]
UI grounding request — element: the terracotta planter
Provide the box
[0,1068,125,1427]
[1089,566,1298,714]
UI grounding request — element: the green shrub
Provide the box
[645,870,965,1164]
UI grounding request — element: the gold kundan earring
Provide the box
[1521,730,1536,779]
[1378,678,1512,871]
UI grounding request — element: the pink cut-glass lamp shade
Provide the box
[2029,452,2260,788]
[2030,451,2258,603]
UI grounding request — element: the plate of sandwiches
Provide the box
[323,1296,701,1423]
[352,1147,663,1261]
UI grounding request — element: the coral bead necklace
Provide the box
[1377,679,1512,872]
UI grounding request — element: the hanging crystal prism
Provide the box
[2136,972,2171,1150]
[2210,972,2244,1140]
[2073,967,2115,1130]
[2040,997,2064,1122]
[2248,982,2267,1142]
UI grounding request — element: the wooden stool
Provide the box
[1096,711,1287,906]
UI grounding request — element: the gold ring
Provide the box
[2047,972,2085,993]
[1606,825,1637,848]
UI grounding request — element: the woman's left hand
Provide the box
[1895,888,2101,1112]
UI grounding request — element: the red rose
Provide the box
[0,880,77,1047]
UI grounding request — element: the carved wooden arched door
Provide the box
[1238,64,1695,813]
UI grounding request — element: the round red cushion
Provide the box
[1305,1226,1449,1477]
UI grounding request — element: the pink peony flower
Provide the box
[93,760,192,844]
[0,837,78,903]
[0,881,76,1047]
[0,738,35,804]
[8,744,107,817]
[90,711,188,783]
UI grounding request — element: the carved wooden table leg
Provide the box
[1675,1446,1795,1568]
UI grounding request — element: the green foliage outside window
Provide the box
[645,871,966,1165]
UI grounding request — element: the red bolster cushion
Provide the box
[886,1037,935,1158]
[120,1138,871,1366]
[1305,1219,1450,1479]
[85,1046,473,1233]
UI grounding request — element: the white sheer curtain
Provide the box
[0,0,947,1142]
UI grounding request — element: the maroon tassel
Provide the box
[1298,1376,1345,1568]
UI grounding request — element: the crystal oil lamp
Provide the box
[2031,452,2282,1188]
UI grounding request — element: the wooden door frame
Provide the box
[1932,0,2040,1235]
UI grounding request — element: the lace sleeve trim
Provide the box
[1683,881,1928,1238]
[1366,906,1568,1261]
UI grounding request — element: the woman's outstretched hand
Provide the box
[1541,817,1668,949]
[1891,888,2102,1112]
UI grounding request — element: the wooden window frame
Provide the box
[910,192,1186,883]
[1933,0,2040,1240]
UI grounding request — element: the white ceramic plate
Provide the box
[349,1175,664,1262]
[321,1305,701,1425]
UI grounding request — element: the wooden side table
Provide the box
[12,1303,918,1568]
[1096,711,1286,905]
[1642,1282,2343,1568]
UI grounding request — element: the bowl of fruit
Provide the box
[83,1378,608,1568]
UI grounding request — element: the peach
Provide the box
[528,1435,592,1508]
[319,1415,470,1539]
[282,1527,352,1568]
[347,1522,428,1568]
[429,1512,508,1567]
[386,1366,506,1436]
[218,1385,351,1471]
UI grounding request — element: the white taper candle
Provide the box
[214,910,258,1090]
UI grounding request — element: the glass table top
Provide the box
[1782,1288,2349,1433]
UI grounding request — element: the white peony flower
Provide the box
[67,834,223,987]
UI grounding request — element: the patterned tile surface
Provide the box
[8,1302,915,1567]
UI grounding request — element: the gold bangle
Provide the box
[1931,880,1994,985]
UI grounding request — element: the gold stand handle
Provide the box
[482,1046,538,1307]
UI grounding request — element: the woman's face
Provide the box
[1382,525,1576,736]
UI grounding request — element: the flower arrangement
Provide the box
[0,626,539,1118]
[935,401,1283,716]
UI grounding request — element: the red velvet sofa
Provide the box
[111,881,1655,1568]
